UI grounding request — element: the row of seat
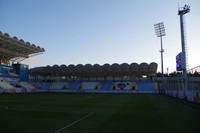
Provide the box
[32,81,158,92]
[0,80,35,90]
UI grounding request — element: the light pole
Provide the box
[154,22,166,91]
[178,5,190,90]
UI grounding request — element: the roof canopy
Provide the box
[29,62,158,80]
[0,31,45,64]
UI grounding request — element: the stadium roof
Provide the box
[29,62,158,80]
[0,31,45,64]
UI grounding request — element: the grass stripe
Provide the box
[0,105,8,109]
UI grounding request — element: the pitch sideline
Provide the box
[54,112,94,133]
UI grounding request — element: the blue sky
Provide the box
[0,0,200,73]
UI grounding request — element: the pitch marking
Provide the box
[54,112,93,133]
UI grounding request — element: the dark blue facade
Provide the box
[12,64,29,81]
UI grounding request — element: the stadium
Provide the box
[1,31,200,133]
[1,4,200,133]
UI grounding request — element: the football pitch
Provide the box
[0,93,200,133]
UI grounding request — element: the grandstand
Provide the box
[29,63,158,93]
[0,31,44,92]
[0,30,159,93]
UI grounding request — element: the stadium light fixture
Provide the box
[178,5,190,15]
[154,22,166,90]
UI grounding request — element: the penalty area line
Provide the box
[54,112,94,133]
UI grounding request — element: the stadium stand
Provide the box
[1,31,200,105]
[28,62,159,93]
[20,82,35,90]
[0,31,44,92]
[0,31,159,93]
[81,82,99,90]
[31,82,51,90]
[68,81,81,90]
[32,80,156,93]
[0,79,15,89]
[0,65,19,78]
[49,82,66,90]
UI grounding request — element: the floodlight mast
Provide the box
[178,5,190,90]
[154,22,166,91]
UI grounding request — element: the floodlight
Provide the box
[154,22,166,37]
[154,22,166,90]
[178,5,190,15]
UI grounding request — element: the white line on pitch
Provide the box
[0,105,8,109]
[54,112,94,133]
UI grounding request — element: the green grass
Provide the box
[0,93,200,133]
